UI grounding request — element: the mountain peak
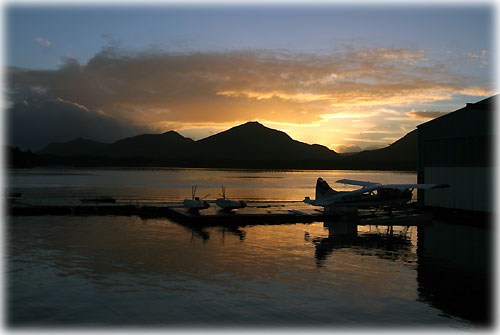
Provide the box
[222,121,285,138]
[239,121,266,129]
[191,120,338,162]
[244,121,263,126]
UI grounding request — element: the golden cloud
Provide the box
[407,109,449,120]
[333,144,363,153]
[7,45,493,133]
[356,47,428,65]
[457,87,496,96]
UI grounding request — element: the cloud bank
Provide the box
[407,110,449,120]
[6,45,494,149]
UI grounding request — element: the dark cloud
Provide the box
[7,98,143,150]
[407,110,449,120]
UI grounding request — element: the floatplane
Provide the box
[183,185,210,212]
[215,186,247,212]
[304,178,448,213]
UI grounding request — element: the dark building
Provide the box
[417,95,495,213]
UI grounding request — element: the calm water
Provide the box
[6,168,492,329]
[7,167,418,202]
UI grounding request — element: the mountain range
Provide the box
[335,129,417,170]
[34,121,417,170]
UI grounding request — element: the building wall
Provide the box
[423,166,492,212]
[417,97,494,213]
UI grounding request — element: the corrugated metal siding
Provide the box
[423,166,492,212]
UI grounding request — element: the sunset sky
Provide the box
[6,4,495,151]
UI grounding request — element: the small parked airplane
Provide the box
[304,178,448,212]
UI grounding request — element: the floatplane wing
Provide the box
[336,179,448,190]
[337,184,381,195]
[381,184,449,190]
[335,179,381,187]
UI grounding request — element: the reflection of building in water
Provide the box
[417,220,491,325]
[417,95,495,213]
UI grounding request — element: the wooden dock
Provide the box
[8,197,432,226]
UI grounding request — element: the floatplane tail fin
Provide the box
[304,178,339,206]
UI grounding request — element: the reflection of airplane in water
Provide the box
[179,221,247,243]
[306,221,415,267]
[304,178,448,212]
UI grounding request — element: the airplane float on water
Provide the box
[215,186,247,212]
[304,178,449,212]
[183,185,210,212]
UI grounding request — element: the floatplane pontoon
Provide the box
[183,185,210,212]
[215,186,247,212]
